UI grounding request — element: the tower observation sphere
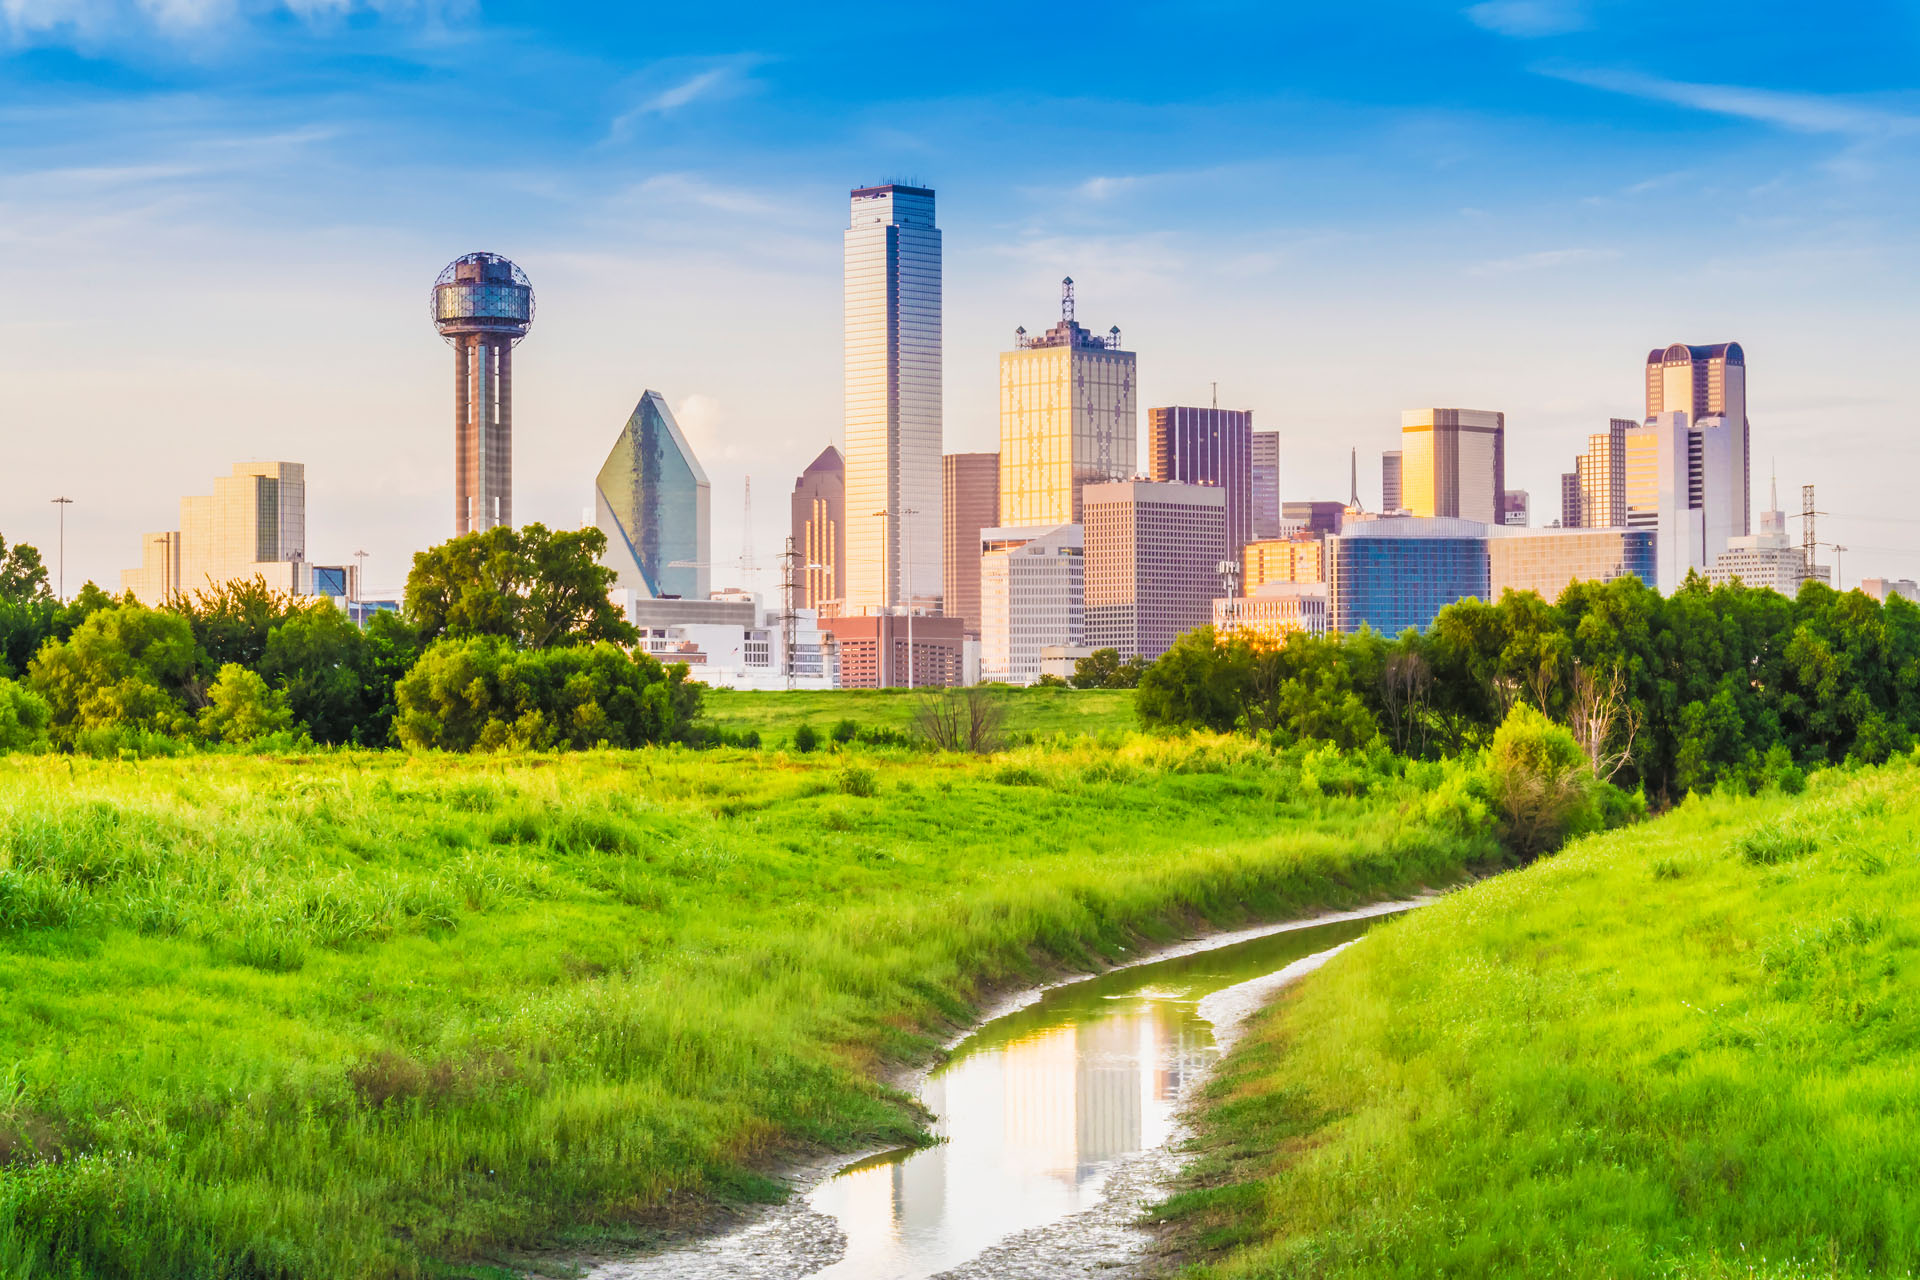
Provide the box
[432,252,534,536]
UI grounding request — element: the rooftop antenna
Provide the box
[741,476,757,586]
[1349,448,1360,508]
[1801,484,1825,577]
[1061,276,1075,324]
[1211,381,1218,410]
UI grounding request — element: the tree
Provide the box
[259,602,373,745]
[392,637,695,751]
[406,524,637,650]
[27,603,202,745]
[1137,627,1246,732]
[0,536,50,603]
[1071,648,1148,689]
[198,664,294,744]
[1567,661,1638,782]
[175,576,304,671]
[0,534,57,678]
[1485,703,1594,860]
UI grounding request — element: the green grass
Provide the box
[695,685,1136,744]
[0,734,1490,1278]
[1159,753,1920,1279]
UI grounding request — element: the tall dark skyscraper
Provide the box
[1147,406,1253,556]
[433,252,534,536]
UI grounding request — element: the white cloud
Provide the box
[1469,246,1621,274]
[1549,67,1920,139]
[1466,0,1588,38]
[608,56,765,138]
[0,0,460,45]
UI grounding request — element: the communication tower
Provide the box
[432,253,534,536]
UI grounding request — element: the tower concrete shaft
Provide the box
[454,333,514,535]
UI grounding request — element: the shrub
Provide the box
[836,763,877,797]
[913,687,1006,754]
[792,723,819,754]
[0,677,51,752]
[1486,703,1595,859]
[1736,820,1822,866]
[198,664,295,745]
[830,719,858,745]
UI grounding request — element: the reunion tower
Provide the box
[432,252,534,536]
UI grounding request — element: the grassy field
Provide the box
[695,685,1136,744]
[1159,753,1920,1279]
[0,735,1491,1279]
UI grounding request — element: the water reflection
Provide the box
[805,914,1381,1279]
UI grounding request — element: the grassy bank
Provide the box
[695,685,1135,744]
[1160,754,1920,1278]
[0,736,1489,1278]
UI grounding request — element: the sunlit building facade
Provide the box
[596,391,711,601]
[1213,583,1329,642]
[1399,408,1504,524]
[1000,279,1136,527]
[1487,526,1656,602]
[845,183,943,615]
[979,524,1084,685]
[1382,450,1402,512]
[122,462,353,606]
[1084,481,1224,661]
[943,452,1001,636]
[1241,536,1324,591]
[1648,341,1749,537]
[790,445,845,611]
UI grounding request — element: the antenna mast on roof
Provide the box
[741,476,756,586]
[1061,277,1075,324]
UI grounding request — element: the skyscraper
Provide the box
[979,524,1084,685]
[844,184,942,615]
[1626,409,1744,590]
[1382,451,1402,512]
[790,446,846,611]
[1250,431,1281,538]
[1000,279,1136,526]
[595,391,711,601]
[1570,419,1633,529]
[942,452,1000,636]
[1399,408,1504,524]
[433,252,533,537]
[122,462,352,606]
[1083,480,1224,661]
[1647,342,1749,536]
[1147,406,1253,556]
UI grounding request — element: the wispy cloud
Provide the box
[608,55,765,138]
[1548,67,1920,138]
[1469,246,1620,274]
[1466,0,1588,38]
[0,0,467,48]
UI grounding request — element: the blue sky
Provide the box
[2,0,1917,593]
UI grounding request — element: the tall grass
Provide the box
[695,684,1136,745]
[1159,752,1920,1279]
[0,735,1491,1278]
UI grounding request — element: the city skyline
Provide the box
[2,3,1917,593]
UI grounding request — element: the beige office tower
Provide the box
[1084,480,1224,662]
[1647,342,1749,536]
[1399,409,1504,524]
[844,184,942,615]
[122,462,350,605]
[1000,278,1136,527]
[942,452,1000,636]
[1571,419,1634,529]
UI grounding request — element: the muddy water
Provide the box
[595,905,1410,1280]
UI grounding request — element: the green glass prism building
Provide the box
[595,391,711,600]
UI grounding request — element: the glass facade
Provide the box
[596,391,712,601]
[999,293,1136,528]
[845,185,942,613]
[1250,431,1281,538]
[1147,407,1253,555]
[1327,524,1489,636]
[1487,528,1655,602]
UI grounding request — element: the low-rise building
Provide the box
[1213,583,1329,643]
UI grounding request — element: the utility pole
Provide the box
[353,549,369,620]
[50,497,73,602]
[873,506,921,688]
[1832,545,1847,592]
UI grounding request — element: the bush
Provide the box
[198,664,295,745]
[1486,703,1595,859]
[830,719,858,745]
[836,763,877,797]
[792,723,819,754]
[0,677,51,752]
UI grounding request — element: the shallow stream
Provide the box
[591,904,1413,1280]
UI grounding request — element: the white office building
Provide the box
[844,184,942,615]
[979,524,1084,685]
[1627,410,1750,591]
[1711,479,1812,595]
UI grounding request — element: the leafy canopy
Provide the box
[406,524,637,651]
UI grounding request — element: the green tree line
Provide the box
[0,524,700,754]
[1138,572,1920,803]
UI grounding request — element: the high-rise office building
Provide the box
[1501,490,1530,527]
[122,462,353,606]
[1487,526,1656,603]
[1382,451,1402,512]
[1399,408,1504,524]
[942,452,1001,636]
[1083,481,1225,661]
[1560,471,1582,529]
[979,524,1084,685]
[1624,409,1745,590]
[1000,279,1136,526]
[1147,406,1253,556]
[1251,431,1281,538]
[1648,342,1749,536]
[1283,501,1346,536]
[1569,419,1634,529]
[433,252,533,537]
[844,184,942,615]
[790,446,845,611]
[596,391,712,601]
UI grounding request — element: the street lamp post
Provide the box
[873,507,921,688]
[50,497,73,602]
